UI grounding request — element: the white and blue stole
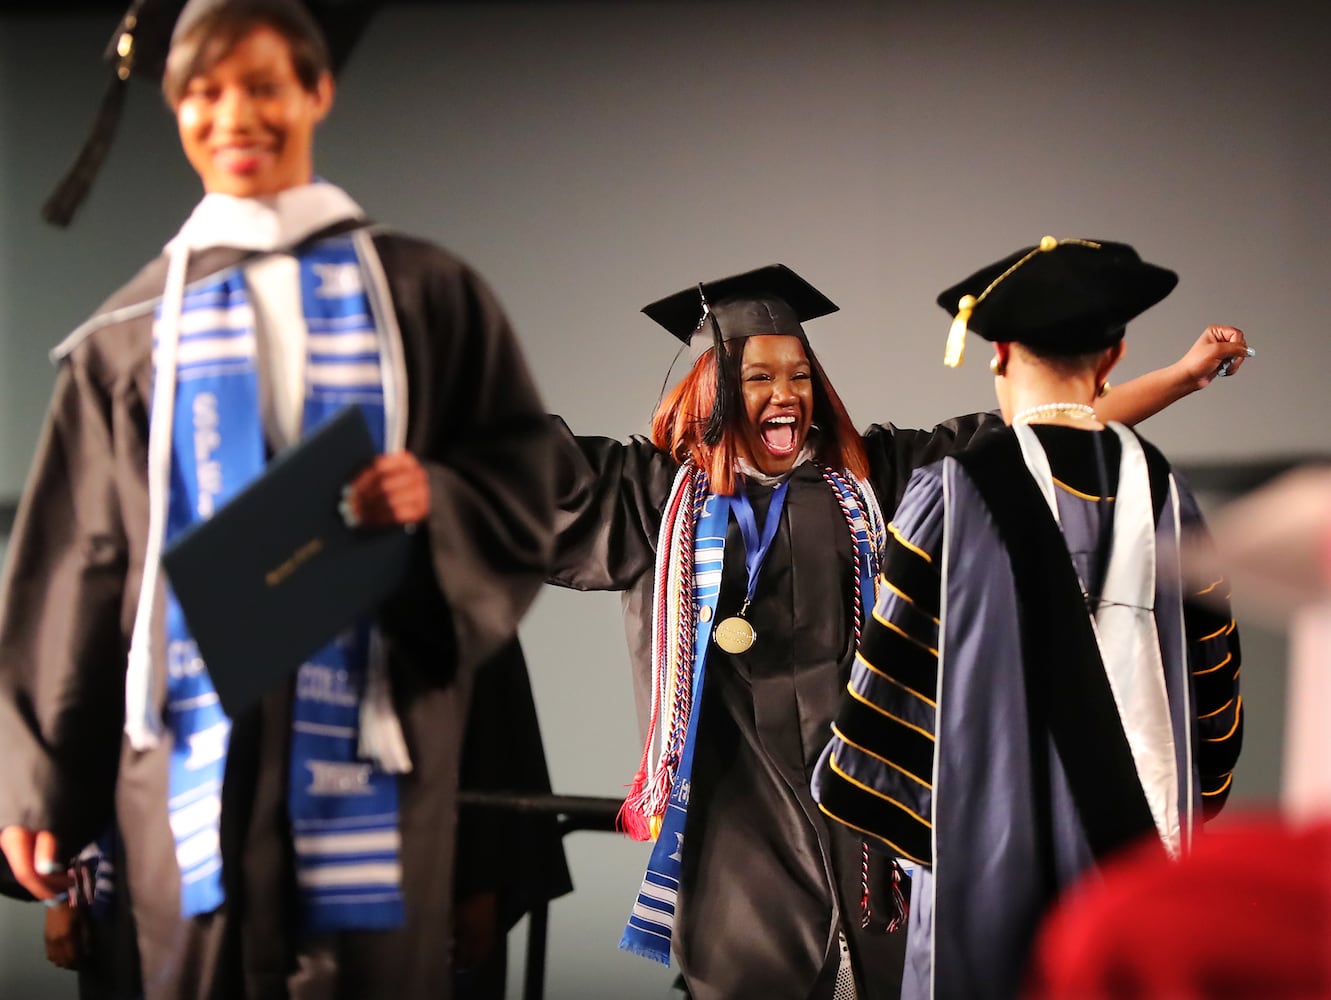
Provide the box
[74,831,117,921]
[127,186,410,932]
[619,463,883,966]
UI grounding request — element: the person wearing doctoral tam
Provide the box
[0,1,557,997]
[546,252,1251,1000]
[811,237,1246,1000]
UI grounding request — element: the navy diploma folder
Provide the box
[162,406,413,718]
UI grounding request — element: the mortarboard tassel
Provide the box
[944,294,975,368]
[700,287,732,447]
[41,73,130,228]
[41,18,139,228]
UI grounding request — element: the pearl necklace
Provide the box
[1012,402,1097,425]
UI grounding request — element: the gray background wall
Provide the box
[1,1,1325,997]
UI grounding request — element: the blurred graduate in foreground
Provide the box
[0,1,556,995]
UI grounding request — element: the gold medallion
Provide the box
[714,616,756,654]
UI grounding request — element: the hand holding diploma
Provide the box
[342,451,431,529]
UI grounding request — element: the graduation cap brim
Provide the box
[42,0,380,227]
[642,263,839,346]
[129,0,379,83]
[936,239,1178,354]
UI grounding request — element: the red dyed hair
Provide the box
[651,337,869,495]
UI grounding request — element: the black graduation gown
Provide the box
[549,414,1000,1000]
[0,226,557,999]
[453,638,574,999]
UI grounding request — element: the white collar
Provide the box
[736,445,815,487]
[165,181,365,254]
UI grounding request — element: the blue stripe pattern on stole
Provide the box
[162,269,260,916]
[619,489,727,966]
[159,236,403,930]
[289,629,405,931]
[300,239,388,445]
[288,236,403,933]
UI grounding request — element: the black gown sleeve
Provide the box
[0,359,130,848]
[862,411,1004,511]
[454,639,573,927]
[373,235,558,678]
[547,416,680,593]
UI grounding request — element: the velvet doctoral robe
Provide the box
[813,425,1243,1000]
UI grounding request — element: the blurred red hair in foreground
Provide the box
[1026,812,1331,999]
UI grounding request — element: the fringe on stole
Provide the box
[618,464,703,841]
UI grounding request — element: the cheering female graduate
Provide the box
[549,261,1250,999]
[0,1,555,996]
[812,238,1246,1000]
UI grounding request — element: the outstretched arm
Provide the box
[1097,325,1251,426]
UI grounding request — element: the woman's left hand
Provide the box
[343,451,431,529]
[1176,325,1252,390]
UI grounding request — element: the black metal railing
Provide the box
[458,791,622,1000]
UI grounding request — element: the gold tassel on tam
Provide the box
[942,236,1092,368]
[944,294,975,367]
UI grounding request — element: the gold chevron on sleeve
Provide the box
[1204,696,1243,742]
[815,803,930,867]
[831,722,933,789]
[1201,773,1234,797]
[827,750,932,826]
[887,523,933,563]
[1193,651,1234,677]
[866,610,939,658]
[853,651,937,708]
[1199,618,1237,642]
[847,686,936,741]
[878,577,941,624]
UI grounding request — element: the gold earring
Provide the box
[989,356,1006,377]
[1098,381,1111,397]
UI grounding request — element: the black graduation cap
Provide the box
[936,236,1179,366]
[642,263,837,446]
[41,0,381,228]
[642,263,838,359]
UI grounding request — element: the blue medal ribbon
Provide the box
[729,480,790,615]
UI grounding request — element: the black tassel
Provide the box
[41,68,131,228]
[700,306,732,447]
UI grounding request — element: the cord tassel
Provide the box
[944,294,975,367]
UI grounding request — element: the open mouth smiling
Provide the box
[760,414,800,457]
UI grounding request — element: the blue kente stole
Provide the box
[619,466,881,966]
[160,234,404,931]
